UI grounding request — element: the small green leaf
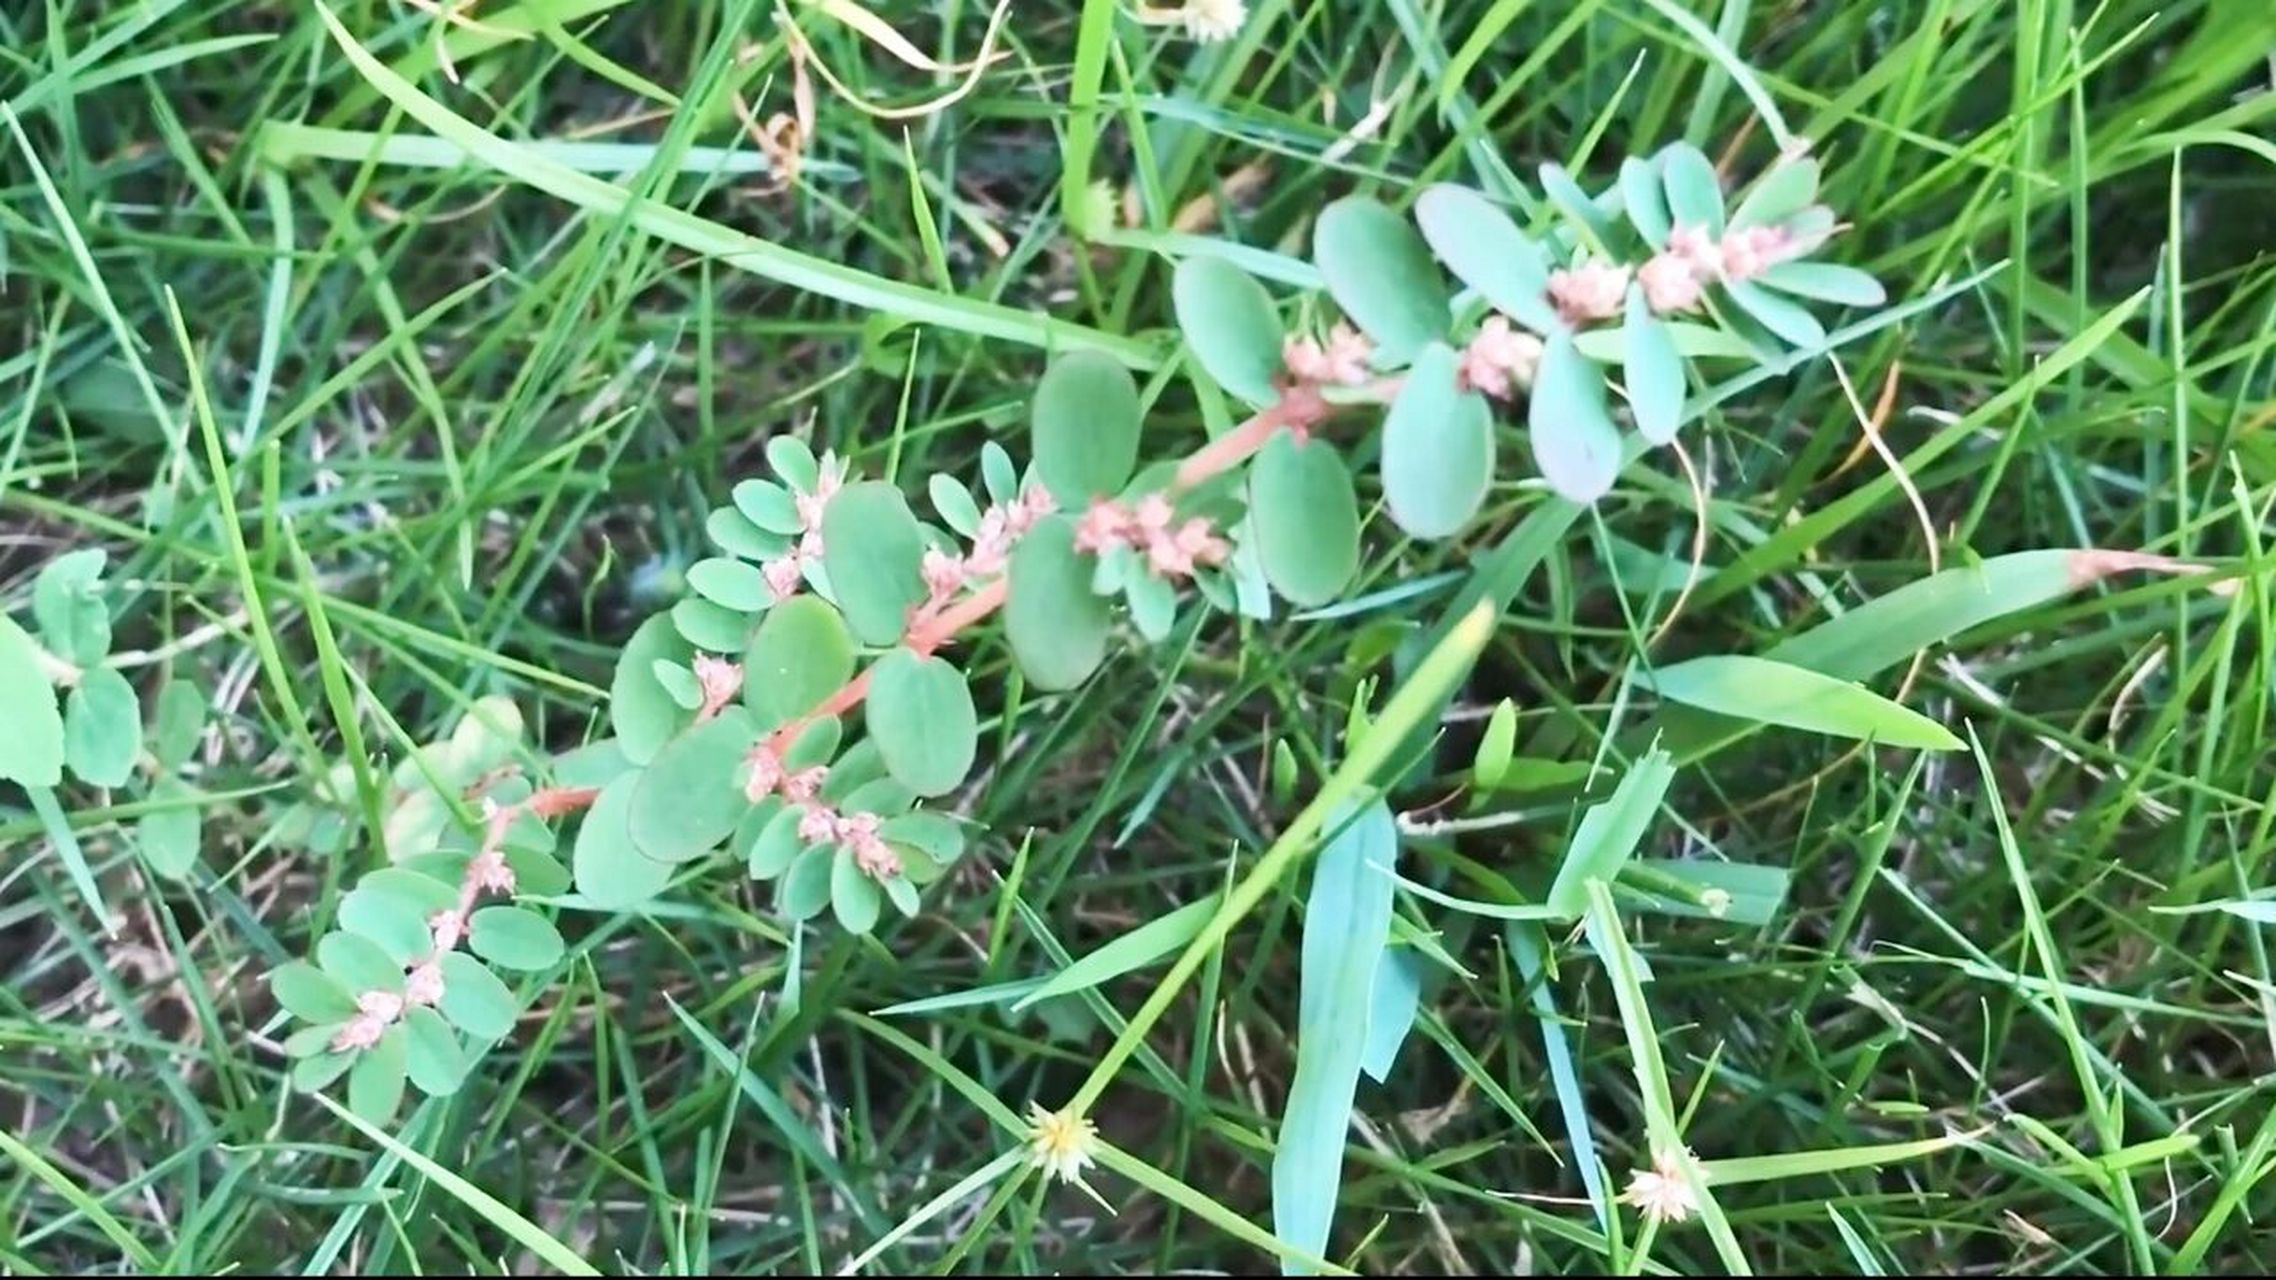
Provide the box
[504,843,571,898]
[747,805,807,879]
[348,1026,410,1123]
[706,506,788,560]
[1723,278,1826,349]
[1659,143,1724,233]
[1173,256,1285,405]
[33,549,110,665]
[866,650,977,798]
[1546,749,1676,917]
[1618,156,1671,245]
[821,482,927,646]
[1621,289,1686,446]
[338,885,434,963]
[271,961,358,1023]
[734,478,805,535]
[573,774,675,911]
[979,441,1018,506]
[610,615,696,766]
[882,875,920,917]
[1619,859,1792,926]
[1126,572,1175,642]
[1379,343,1492,540]
[1359,948,1425,1082]
[1414,184,1559,335]
[284,1023,341,1058]
[470,905,566,971]
[1529,330,1622,505]
[137,777,202,878]
[1756,261,1887,309]
[784,715,842,769]
[292,1050,355,1093]
[1729,158,1820,229]
[319,931,405,995]
[1313,197,1449,365]
[437,951,519,1041]
[653,659,702,710]
[766,435,821,491]
[687,557,771,613]
[1575,320,1759,364]
[1537,162,1619,250]
[0,616,65,788]
[1248,432,1359,607]
[628,707,759,864]
[1647,654,1963,750]
[1015,897,1215,1011]
[778,844,834,920]
[743,594,853,728]
[151,678,206,770]
[1032,350,1143,508]
[1473,699,1517,784]
[929,473,983,537]
[831,850,883,933]
[880,810,965,863]
[362,867,458,915]
[672,598,753,655]
[1006,515,1112,691]
[404,1006,466,1096]
[62,667,140,788]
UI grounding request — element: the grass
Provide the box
[3,0,2275,1273]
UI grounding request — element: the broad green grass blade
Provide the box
[1273,801,1398,1274]
[1013,897,1216,1011]
[1548,749,1678,915]
[1646,655,1963,751]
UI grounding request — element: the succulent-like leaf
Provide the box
[687,557,770,613]
[609,615,697,767]
[33,549,110,666]
[929,473,983,537]
[821,482,927,646]
[765,435,821,491]
[572,774,675,911]
[318,931,404,995]
[831,849,883,934]
[138,778,202,878]
[672,598,753,654]
[1379,343,1493,540]
[747,804,807,880]
[1528,330,1622,505]
[1729,158,1820,229]
[271,960,358,1023]
[1659,143,1724,233]
[627,707,760,864]
[62,666,139,788]
[0,616,65,788]
[1247,431,1359,606]
[348,1026,409,1123]
[151,678,206,771]
[866,650,977,798]
[1412,185,1558,335]
[1173,256,1285,405]
[1621,289,1687,446]
[1724,278,1828,349]
[777,844,834,920]
[734,478,805,534]
[1537,162,1620,251]
[743,594,853,729]
[1032,351,1142,509]
[706,506,787,560]
[1006,515,1112,691]
[1756,260,1887,309]
[470,905,566,971]
[437,951,519,1040]
[1618,155,1672,245]
[1313,197,1449,366]
[403,1006,466,1096]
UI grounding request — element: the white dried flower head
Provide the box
[1024,1101,1102,1185]
[1619,1146,1702,1225]
[1180,0,1246,42]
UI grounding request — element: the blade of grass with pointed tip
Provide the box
[1013,897,1216,1011]
[1648,655,1962,751]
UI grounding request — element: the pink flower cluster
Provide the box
[918,486,1057,611]
[1073,493,1230,580]
[1456,315,1546,399]
[1633,221,1810,316]
[1281,324,1373,388]
[739,741,901,879]
[741,741,829,807]
[692,654,744,719]
[760,454,849,603]
[1548,256,1632,324]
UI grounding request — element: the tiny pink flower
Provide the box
[429,909,467,953]
[1073,500,1132,556]
[798,805,839,845]
[692,654,744,717]
[1718,224,1791,281]
[762,555,805,602]
[1548,257,1631,324]
[467,849,516,896]
[921,547,966,599]
[357,989,406,1023]
[744,745,785,803]
[1457,315,1546,398]
[1131,493,1176,536]
[1282,323,1372,387]
[1637,253,1703,314]
[782,766,829,803]
[404,962,446,1007]
[331,1014,388,1052]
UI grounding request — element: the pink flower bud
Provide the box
[798,805,839,845]
[692,654,744,716]
[429,909,466,953]
[1073,500,1132,555]
[1667,225,1723,277]
[1717,224,1792,281]
[1457,315,1546,398]
[762,555,805,602]
[782,766,828,803]
[404,963,446,1007]
[1132,493,1176,535]
[331,1014,388,1052]
[1548,258,1632,324]
[467,849,516,896]
[357,989,406,1023]
[1637,253,1703,314]
[743,745,784,803]
[921,547,966,598]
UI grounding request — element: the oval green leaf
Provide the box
[1659,143,1724,233]
[743,594,853,728]
[686,557,770,613]
[151,678,206,770]
[0,616,65,788]
[1647,654,1963,751]
[734,478,805,534]
[672,598,752,655]
[403,1006,466,1097]
[1618,156,1671,245]
[63,667,140,788]
[866,649,977,798]
[271,960,358,1023]
[1413,184,1557,335]
[437,951,519,1041]
[831,849,883,934]
[1173,256,1285,405]
[1247,431,1359,606]
[627,707,759,864]
[1756,261,1887,309]
[469,905,567,971]
[1730,158,1820,229]
[573,774,674,910]
[338,884,433,963]
[820,482,927,646]
[706,506,787,560]
[319,931,404,995]
[1006,515,1112,691]
[610,615,696,767]
[1724,278,1827,349]
[778,843,834,921]
[1313,196,1449,366]
[33,549,110,665]
[1032,350,1142,508]
[747,804,808,880]
[1622,289,1686,446]
[137,777,202,878]
[1529,329,1622,505]
[348,1026,410,1124]
[1379,343,1492,540]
